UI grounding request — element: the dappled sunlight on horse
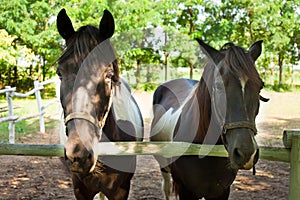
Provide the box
[56,8,143,200]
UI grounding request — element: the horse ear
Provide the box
[249,40,263,61]
[196,39,224,65]
[99,10,115,39]
[57,9,75,41]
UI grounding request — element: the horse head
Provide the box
[56,9,119,174]
[197,39,268,170]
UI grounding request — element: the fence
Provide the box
[0,130,299,199]
[0,78,60,143]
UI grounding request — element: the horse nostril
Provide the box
[233,148,245,162]
[87,151,94,160]
[73,157,79,162]
[64,148,72,162]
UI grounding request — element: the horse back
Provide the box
[153,78,198,111]
[151,78,198,141]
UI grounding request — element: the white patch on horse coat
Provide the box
[151,84,199,142]
[151,106,182,141]
[239,76,248,96]
[112,78,143,139]
[243,150,257,170]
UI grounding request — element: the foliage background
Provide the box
[0,0,299,92]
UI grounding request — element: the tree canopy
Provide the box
[0,0,299,91]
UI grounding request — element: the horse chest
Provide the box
[172,156,238,199]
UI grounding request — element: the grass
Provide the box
[0,99,60,143]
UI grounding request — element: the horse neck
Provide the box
[194,68,223,144]
[101,110,117,141]
[194,84,211,143]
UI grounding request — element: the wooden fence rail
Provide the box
[0,78,60,143]
[0,130,299,199]
[0,142,290,161]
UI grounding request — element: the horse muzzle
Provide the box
[64,147,97,174]
[229,143,259,170]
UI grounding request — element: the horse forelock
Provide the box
[58,25,120,82]
[223,45,263,88]
[59,26,98,64]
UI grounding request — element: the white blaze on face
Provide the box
[239,76,248,96]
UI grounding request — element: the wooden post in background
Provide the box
[5,86,15,144]
[34,81,45,133]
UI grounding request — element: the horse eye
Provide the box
[215,82,225,91]
[56,69,63,80]
[106,71,114,79]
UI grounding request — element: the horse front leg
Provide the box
[205,187,230,200]
[161,168,172,200]
[153,155,173,200]
[72,174,97,200]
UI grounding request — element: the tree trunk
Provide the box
[135,59,141,88]
[189,63,194,79]
[291,65,294,88]
[7,67,11,85]
[42,57,46,81]
[188,6,195,35]
[164,52,168,81]
[146,64,151,83]
[164,29,169,81]
[37,62,41,81]
[29,64,34,79]
[278,54,283,86]
[13,66,18,86]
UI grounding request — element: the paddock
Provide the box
[0,91,299,200]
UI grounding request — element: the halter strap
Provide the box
[99,87,114,128]
[64,112,100,127]
[223,121,257,135]
[64,87,114,128]
[221,121,257,151]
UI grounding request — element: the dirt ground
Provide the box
[0,90,299,200]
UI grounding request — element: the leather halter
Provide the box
[64,87,114,128]
[222,121,257,135]
[210,69,258,137]
[222,120,258,175]
[220,120,257,152]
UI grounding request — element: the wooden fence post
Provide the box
[54,79,67,145]
[289,132,300,200]
[5,86,15,144]
[283,130,300,200]
[34,81,45,133]
[54,78,62,114]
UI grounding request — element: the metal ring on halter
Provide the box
[64,87,114,129]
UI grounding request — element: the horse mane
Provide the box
[195,43,263,143]
[58,25,120,83]
[195,63,214,143]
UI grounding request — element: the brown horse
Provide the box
[150,39,268,199]
[56,9,143,200]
